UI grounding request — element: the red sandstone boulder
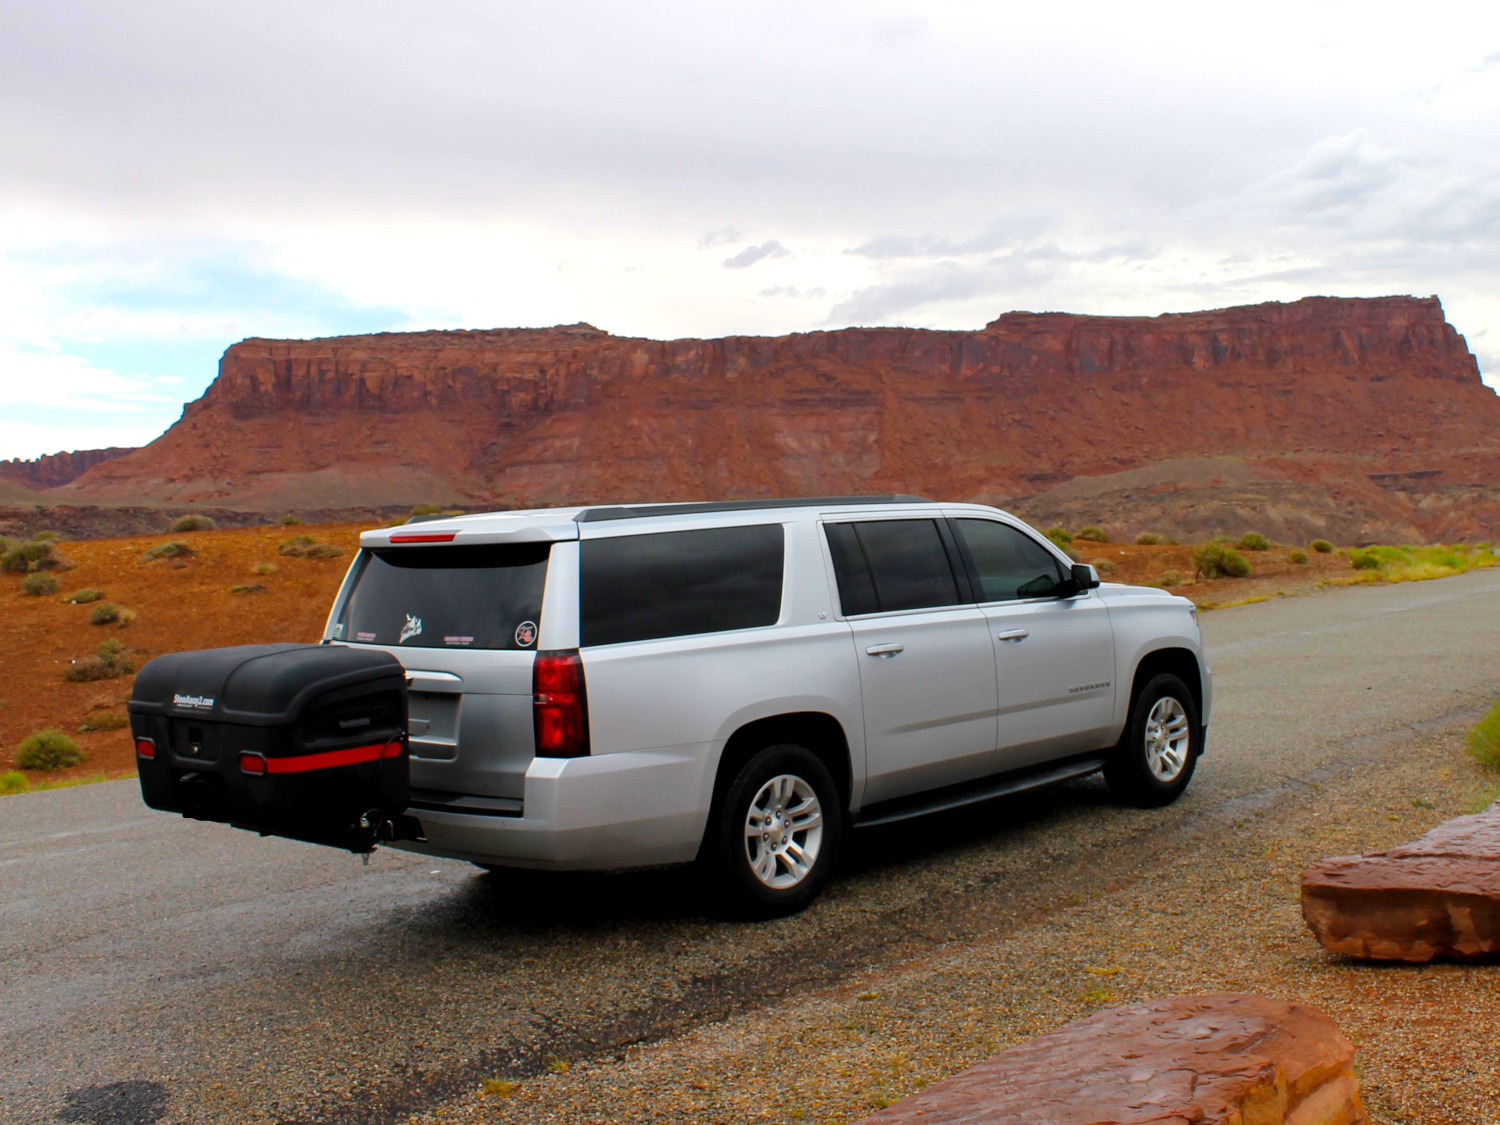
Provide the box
[1301,805,1500,962]
[857,994,1366,1125]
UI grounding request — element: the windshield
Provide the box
[333,544,550,650]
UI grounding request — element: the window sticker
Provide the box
[399,614,424,644]
[514,620,538,647]
[444,635,475,647]
[356,631,378,643]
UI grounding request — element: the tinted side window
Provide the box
[955,519,1067,601]
[828,519,961,614]
[580,524,784,646]
[824,523,878,616]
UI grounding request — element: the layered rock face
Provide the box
[857,994,1368,1125]
[0,447,134,489]
[60,297,1500,540]
[1302,804,1500,961]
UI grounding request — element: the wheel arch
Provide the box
[699,712,853,853]
[1129,647,1204,722]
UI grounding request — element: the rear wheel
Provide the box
[707,743,842,918]
[1104,672,1200,807]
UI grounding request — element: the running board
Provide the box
[854,757,1109,829]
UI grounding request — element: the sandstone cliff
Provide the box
[0,447,134,490]
[58,296,1500,542]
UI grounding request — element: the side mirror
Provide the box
[1071,563,1101,591]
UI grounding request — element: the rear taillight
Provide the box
[135,737,155,760]
[532,651,589,758]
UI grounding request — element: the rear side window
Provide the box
[335,544,549,650]
[580,525,784,647]
[825,519,962,615]
[954,519,1067,601]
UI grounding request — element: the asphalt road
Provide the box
[5,570,1500,1125]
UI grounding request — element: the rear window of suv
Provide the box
[580,524,785,647]
[334,544,550,650]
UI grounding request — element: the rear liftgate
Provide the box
[128,643,423,854]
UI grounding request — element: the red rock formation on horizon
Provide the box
[57,295,1500,542]
[0,447,134,490]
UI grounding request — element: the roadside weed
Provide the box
[1192,542,1251,579]
[16,729,85,770]
[481,1078,518,1097]
[1468,698,1500,771]
[0,770,28,795]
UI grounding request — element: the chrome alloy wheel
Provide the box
[1143,696,1192,781]
[743,773,824,889]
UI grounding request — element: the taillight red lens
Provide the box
[135,737,155,760]
[532,651,589,757]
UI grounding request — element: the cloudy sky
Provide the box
[2,0,1498,459]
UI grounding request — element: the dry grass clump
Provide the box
[1289,550,1308,565]
[64,638,136,682]
[89,602,121,625]
[1075,526,1108,543]
[141,541,194,562]
[167,513,217,533]
[0,770,28,795]
[1330,544,1497,587]
[21,572,59,596]
[1134,532,1163,546]
[279,536,345,560]
[1310,539,1334,553]
[1469,699,1500,772]
[15,728,85,770]
[2,539,67,573]
[1192,542,1251,579]
[1236,532,1272,551]
[1045,528,1072,546]
[78,712,129,733]
[1157,569,1183,588]
[66,588,105,603]
[279,512,302,525]
[251,561,277,575]
[230,584,266,595]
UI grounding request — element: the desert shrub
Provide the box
[1349,549,1381,571]
[141,541,193,562]
[279,513,302,526]
[303,543,344,560]
[1158,569,1182,588]
[1192,542,1251,579]
[67,588,104,604]
[1076,526,1108,543]
[278,535,315,557]
[2,539,53,573]
[77,712,129,733]
[1090,559,1118,575]
[230,584,266,595]
[1044,527,1073,546]
[1236,532,1272,552]
[409,504,463,519]
[252,562,277,575]
[64,638,135,682]
[31,530,61,541]
[22,572,59,596]
[0,770,28,795]
[15,729,85,771]
[1310,539,1334,554]
[116,608,137,628]
[1289,550,1308,565]
[1134,533,1163,546]
[1469,699,1500,771]
[168,513,217,533]
[89,602,121,625]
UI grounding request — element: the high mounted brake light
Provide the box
[533,651,589,758]
[388,532,457,544]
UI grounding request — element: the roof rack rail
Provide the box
[574,496,932,523]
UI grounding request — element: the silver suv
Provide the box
[326,497,1211,915]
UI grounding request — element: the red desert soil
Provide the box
[0,524,1350,786]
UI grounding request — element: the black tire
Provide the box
[705,743,842,919]
[1104,672,1201,807]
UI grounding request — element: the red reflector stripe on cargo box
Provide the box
[388,532,456,543]
[244,740,403,775]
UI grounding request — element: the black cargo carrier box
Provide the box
[129,643,417,852]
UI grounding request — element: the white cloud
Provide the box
[723,241,791,270]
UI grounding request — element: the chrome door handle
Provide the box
[865,643,905,658]
[996,629,1030,643]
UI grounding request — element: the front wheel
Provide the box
[706,743,842,918]
[1104,673,1201,807]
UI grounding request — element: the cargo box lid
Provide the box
[129,643,406,726]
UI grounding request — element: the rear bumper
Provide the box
[391,744,716,870]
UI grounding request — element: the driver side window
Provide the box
[954,519,1067,602]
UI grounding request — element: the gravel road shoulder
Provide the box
[408,720,1500,1125]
